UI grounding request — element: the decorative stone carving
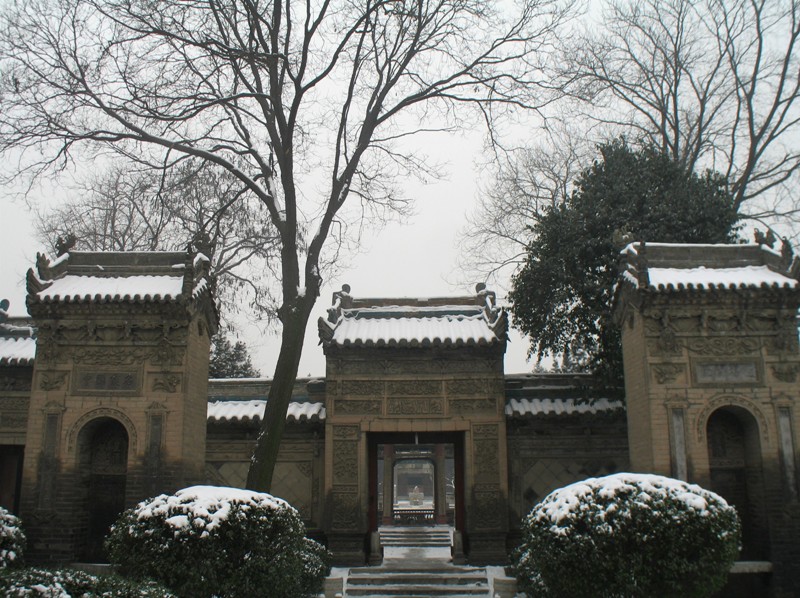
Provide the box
[446,379,488,395]
[297,461,313,477]
[73,369,139,393]
[474,439,498,477]
[341,380,384,396]
[448,397,496,414]
[332,425,360,440]
[67,408,139,455]
[473,424,499,438]
[39,371,69,391]
[686,337,759,356]
[151,374,181,393]
[768,328,800,355]
[0,398,29,410]
[331,492,360,529]
[73,348,146,366]
[771,363,800,383]
[149,340,184,366]
[652,364,684,384]
[386,398,443,415]
[473,486,504,529]
[387,380,441,396]
[0,412,28,429]
[693,361,759,385]
[335,399,382,415]
[0,375,32,392]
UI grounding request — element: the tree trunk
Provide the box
[246,303,313,492]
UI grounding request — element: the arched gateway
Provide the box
[318,284,509,564]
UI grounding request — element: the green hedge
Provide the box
[0,567,175,597]
[513,473,740,598]
[0,507,25,569]
[106,485,331,598]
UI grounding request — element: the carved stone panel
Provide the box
[331,491,360,530]
[771,363,800,383]
[332,441,359,483]
[652,364,684,384]
[686,338,759,356]
[448,397,496,414]
[72,348,147,366]
[151,374,181,393]
[387,380,441,396]
[446,379,488,395]
[692,361,760,385]
[39,371,69,391]
[472,485,504,529]
[341,380,384,396]
[334,399,383,415]
[386,398,443,415]
[73,369,140,394]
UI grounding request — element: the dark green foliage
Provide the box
[0,567,175,597]
[105,487,331,598]
[208,332,260,378]
[509,140,738,384]
[0,507,25,569]
[513,473,741,598]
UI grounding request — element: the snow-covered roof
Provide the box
[0,336,36,366]
[37,275,185,303]
[26,251,216,311]
[505,398,623,418]
[619,242,800,292]
[207,400,326,424]
[0,300,36,367]
[318,284,507,348]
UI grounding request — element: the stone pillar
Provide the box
[435,444,447,524]
[381,445,394,525]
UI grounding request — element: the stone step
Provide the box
[345,566,489,597]
[345,584,488,596]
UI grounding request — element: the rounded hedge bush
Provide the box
[514,473,741,598]
[105,485,331,598]
[0,567,175,597]
[0,507,25,569]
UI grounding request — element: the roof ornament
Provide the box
[55,233,77,257]
[0,299,8,323]
[327,284,352,323]
[754,228,777,248]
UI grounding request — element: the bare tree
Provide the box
[458,124,591,282]
[36,159,282,319]
[462,0,800,284]
[0,0,573,489]
[558,0,800,215]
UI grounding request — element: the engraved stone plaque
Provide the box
[73,369,140,394]
[693,361,759,385]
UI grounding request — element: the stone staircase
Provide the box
[340,526,490,597]
[345,564,490,597]
[379,526,452,548]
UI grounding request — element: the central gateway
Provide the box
[318,285,509,564]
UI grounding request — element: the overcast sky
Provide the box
[0,130,535,377]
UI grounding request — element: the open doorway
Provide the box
[367,432,464,533]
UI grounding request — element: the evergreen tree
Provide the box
[509,140,739,386]
[209,333,260,379]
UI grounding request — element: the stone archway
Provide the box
[706,406,769,560]
[77,417,129,562]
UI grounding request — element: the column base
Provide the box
[328,532,367,566]
[466,532,508,565]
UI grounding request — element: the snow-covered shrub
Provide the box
[0,507,25,568]
[513,473,740,598]
[0,567,175,597]
[105,485,331,598]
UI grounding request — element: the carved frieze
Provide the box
[341,380,384,396]
[446,379,488,395]
[767,329,800,355]
[694,396,769,443]
[335,399,382,415]
[386,398,443,415]
[0,375,32,392]
[0,412,28,429]
[149,340,185,366]
[387,380,441,396]
[38,371,68,391]
[652,364,684,384]
[686,337,759,356]
[0,398,29,410]
[473,424,499,438]
[72,348,147,366]
[449,397,496,414]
